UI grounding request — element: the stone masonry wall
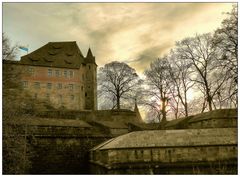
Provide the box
[5,123,112,174]
[29,136,109,174]
[90,146,237,174]
[37,109,140,123]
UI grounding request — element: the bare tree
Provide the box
[144,57,172,122]
[2,34,48,174]
[2,35,31,173]
[98,61,142,110]
[212,5,238,107]
[3,33,18,60]
[175,33,229,111]
[168,50,195,117]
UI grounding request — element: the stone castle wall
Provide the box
[5,122,112,174]
[90,146,237,174]
[37,109,140,123]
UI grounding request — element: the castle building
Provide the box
[5,41,97,110]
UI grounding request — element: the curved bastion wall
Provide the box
[89,128,237,174]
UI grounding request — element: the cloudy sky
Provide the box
[3,3,234,75]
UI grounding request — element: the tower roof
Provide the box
[20,41,86,69]
[87,48,94,58]
[85,48,96,64]
[134,99,143,122]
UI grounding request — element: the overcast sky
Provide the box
[3,3,234,75]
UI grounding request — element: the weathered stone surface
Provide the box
[37,109,142,122]
[164,109,237,129]
[188,109,237,129]
[94,128,236,149]
[88,120,129,136]
[89,128,237,174]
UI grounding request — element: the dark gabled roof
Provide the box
[20,41,86,69]
[188,109,237,123]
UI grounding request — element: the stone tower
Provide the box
[84,48,97,110]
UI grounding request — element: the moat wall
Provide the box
[4,109,237,174]
[29,135,110,174]
[5,118,113,174]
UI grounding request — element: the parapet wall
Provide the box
[37,109,141,123]
[89,128,237,174]
[4,117,113,174]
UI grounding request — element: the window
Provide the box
[22,81,28,88]
[89,66,91,70]
[34,82,40,89]
[46,93,50,100]
[70,95,74,100]
[81,86,83,91]
[69,84,73,90]
[28,67,34,75]
[69,71,73,78]
[57,83,62,89]
[47,83,52,89]
[64,70,68,78]
[58,95,62,104]
[85,92,87,97]
[55,70,61,77]
[48,69,52,76]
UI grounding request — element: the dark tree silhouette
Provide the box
[3,33,18,60]
[212,5,238,107]
[168,50,195,117]
[175,33,229,111]
[98,61,142,110]
[144,57,172,122]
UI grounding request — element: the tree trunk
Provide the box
[161,98,167,122]
[207,95,213,111]
[116,95,120,110]
[184,102,188,117]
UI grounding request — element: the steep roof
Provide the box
[92,128,237,150]
[20,41,86,69]
[85,48,96,64]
